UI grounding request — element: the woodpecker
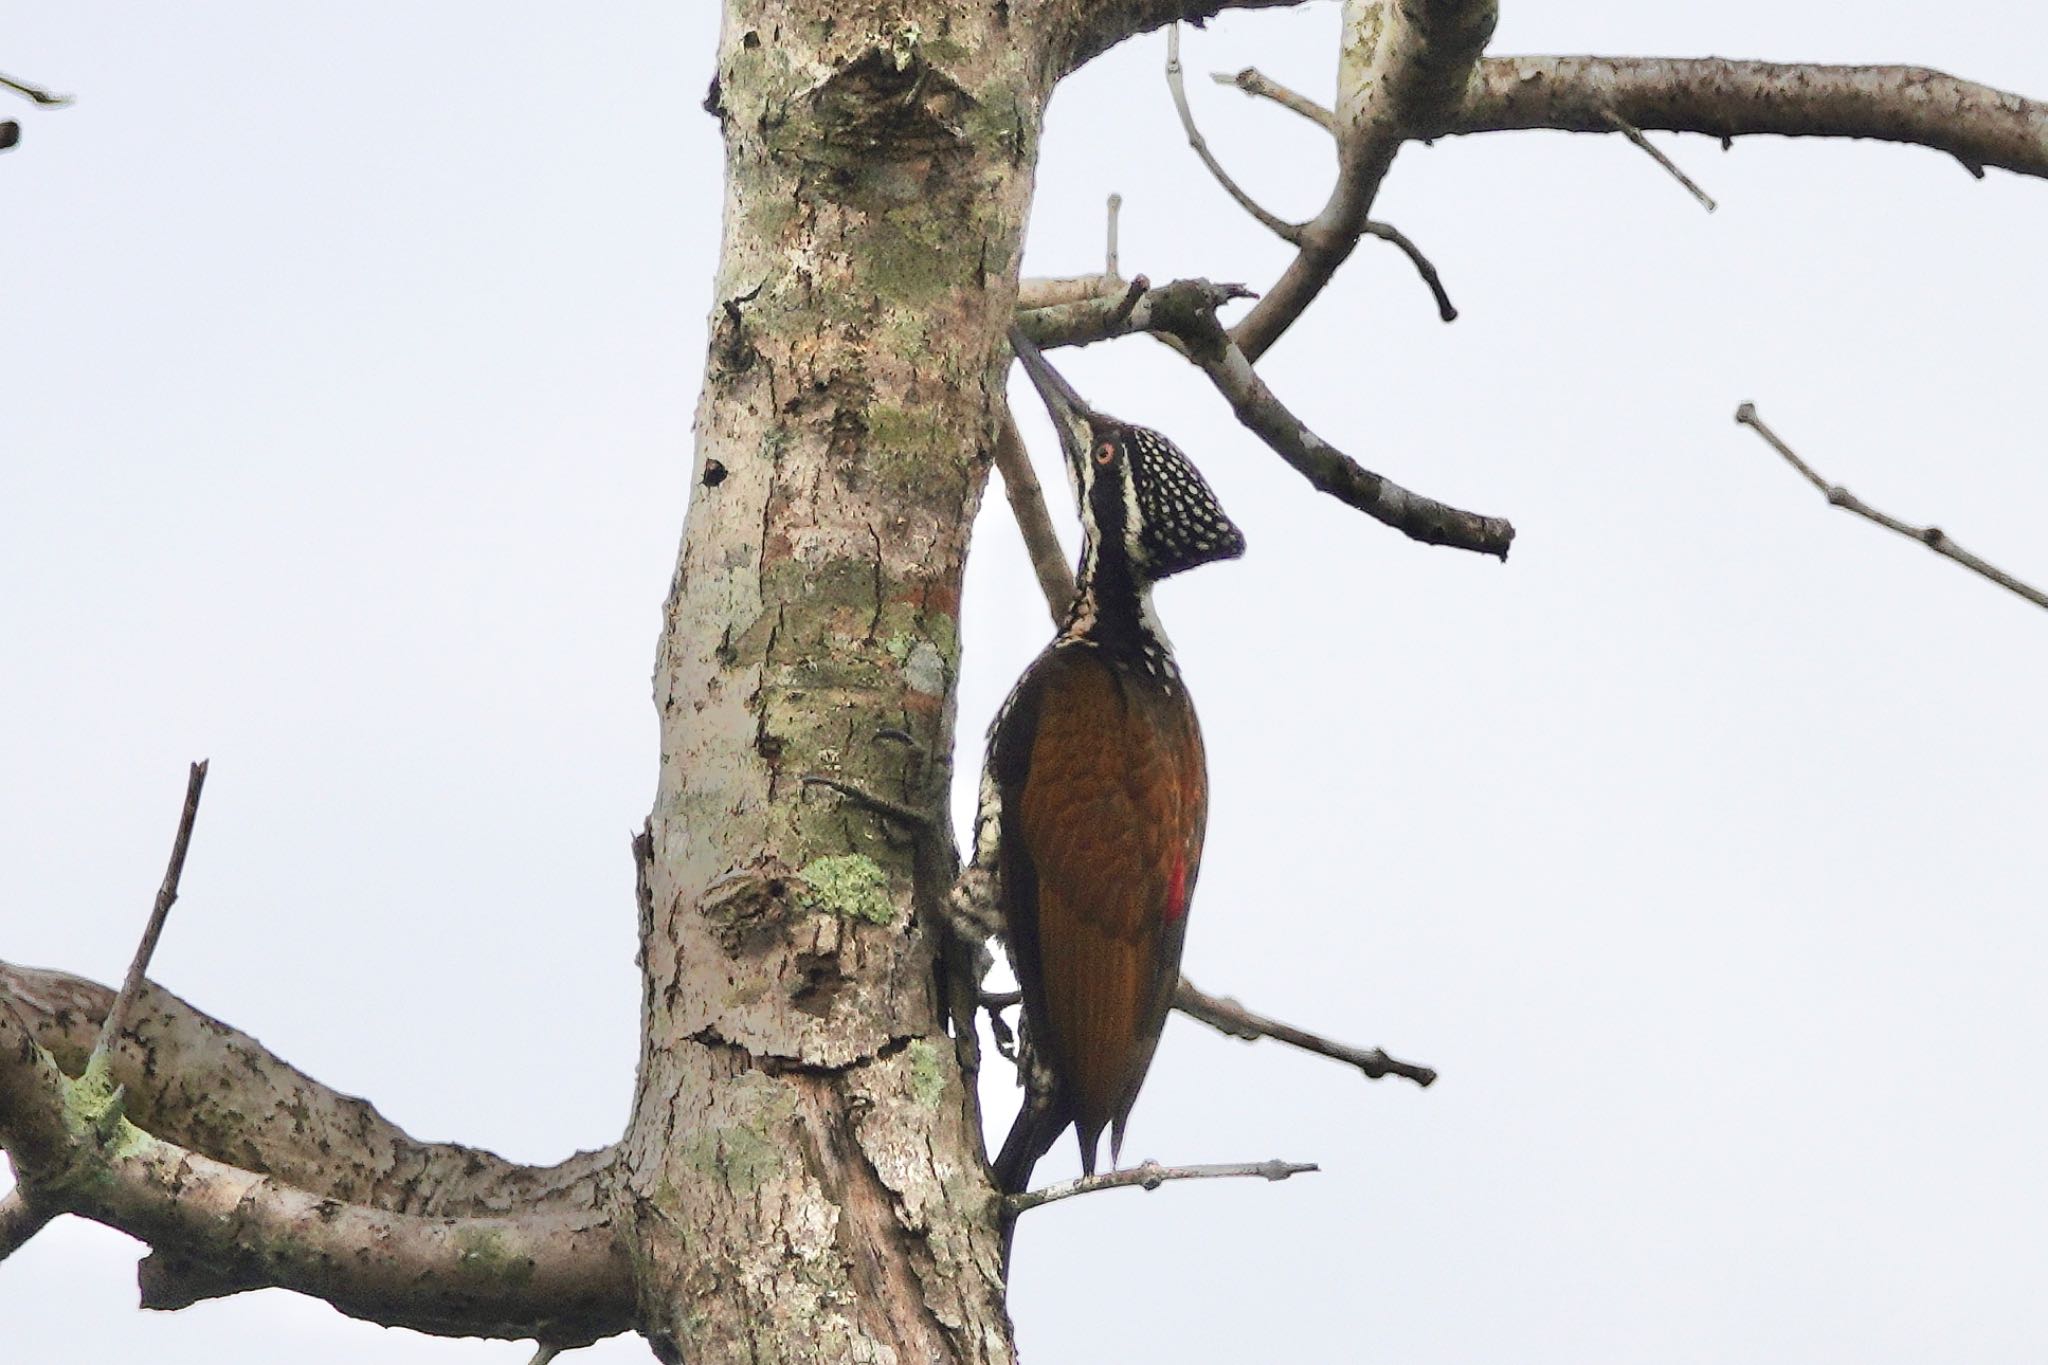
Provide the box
[979,329,1245,1194]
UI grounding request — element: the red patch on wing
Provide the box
[1164,854,1188,923]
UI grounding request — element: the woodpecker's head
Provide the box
[1009,328,1245,585]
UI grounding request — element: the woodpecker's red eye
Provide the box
[1094,441,1115,466]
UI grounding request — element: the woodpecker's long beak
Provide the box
[1008,326,1096,464]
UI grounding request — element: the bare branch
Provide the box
[1221,54,2048,184]
[1145,293,1514,556]
[1105,192,1123,278]
[1006,1157,1318,1214]
[0,71,72,107]
[1734,404,2048,612]
[1214,66,1335,130]
[94,760,208,1071]
[1054,0,1316,78]
[1168,26,1303,243]
[2,963,614,1218]
[1232,0,1497,361]
[0,1187,54,1260]
[1603,108,1717,211]
[1360,221,1458,321]
[1017,275,1255,351]
[1017,275,1126,310]
[1175,978,1437,1087]
[994,409,1077,621]
[1438,57,2048,181]
[0,1001,632,1341]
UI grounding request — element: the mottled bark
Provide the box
[0,965,610,1218]
[622,4,1048,1360]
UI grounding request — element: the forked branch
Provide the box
[1,963,614,1218]
[0,1000,632,1341]
[1231,0,1497,361]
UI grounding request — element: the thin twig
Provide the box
[0,1187,56,1261]
[1105,193,1122,279]
[1734,404,2048,611]
[0,72,72,107]
[1175,978,1437,1087]
[1602,108,1717,211]
[1006,1158,1318,1215]
[994,409,1077,621]
[1214,66,1335,130]
[92,760,209,1069]
[1361,221,1458,321]
[1168,27,1303,243]
[527,1347,564,1365]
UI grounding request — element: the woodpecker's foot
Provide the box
[799,773,932,832]
[944,865,1002,942]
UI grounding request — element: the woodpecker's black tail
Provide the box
[993,1086,1069,1195]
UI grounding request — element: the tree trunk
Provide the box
[621,5,1047,1359]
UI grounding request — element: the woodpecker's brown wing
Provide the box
[994,643,1207,1172]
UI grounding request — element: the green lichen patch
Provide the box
[906,1038,947,1108]
[453,1226,536,1287]
[797,854,898,925]
[679,1074,799,1196]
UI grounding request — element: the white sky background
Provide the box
[4,3,2047,1361]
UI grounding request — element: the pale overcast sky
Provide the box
[5,4,2047,1363]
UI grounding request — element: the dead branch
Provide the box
[1174,32,1460,319]
[1018,276,1125,310]
[1,963,614,1218]
[1016,275,1255,351]
[1735,403,2048,611]
[1006,1158,1318,1214]
[1360,221,1458,321]
[0,1187,53,1261]
[1602,108,1718,211]
[94,761,208,1068]
[1231,0,1497,361]
[1437,57,2048,182]
[1056,0,1318,78]
[1144,292,1515,556]
[1225,55,2048,184]
[1175,978,1437,1086]
[1214,66,1334,130]
[1168,25,1303,243]
[0,1000,632,1341]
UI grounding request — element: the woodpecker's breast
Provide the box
[988,640,1209,1136]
